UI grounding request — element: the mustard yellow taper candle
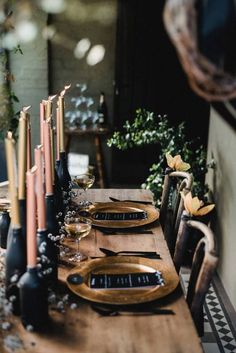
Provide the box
[58,84,71,153]
[18,113,27,200]
[5,132,20,228]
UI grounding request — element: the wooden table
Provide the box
[0,189,203,353]
[65,126,110,188]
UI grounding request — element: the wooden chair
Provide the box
[173,213,218,336]
[160,169,193,255]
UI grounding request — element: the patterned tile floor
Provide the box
[180,271,236,353]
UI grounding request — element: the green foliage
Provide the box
[0,46,22,140]
[108,109,210,204]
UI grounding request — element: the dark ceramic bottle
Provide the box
[37,229,58,286]
[57,151,71,193]
[19,266,49,331]
[5,227,26,315]
[19,199,26,246]
[0,210,10,249]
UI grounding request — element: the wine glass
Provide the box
[72,173,95,209]
[64,216,92,262]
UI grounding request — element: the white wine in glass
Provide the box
[72,173,95,209]
[64,216,92,262]
[73,174,95,190]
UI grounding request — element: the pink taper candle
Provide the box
[27,116,32,171]
[34,146,46,230]
[26,166,37,267]
[43,120,53,194]
[40,102,45,146]
[56,107,60,161]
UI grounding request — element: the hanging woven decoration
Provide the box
[163,0,236,101]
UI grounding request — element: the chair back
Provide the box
[174,216,218,336]
[160,169,193,254]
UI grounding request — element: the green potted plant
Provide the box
[108,109,212,204]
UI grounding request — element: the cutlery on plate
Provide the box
[99,247,161,259]
[91,304,174,316]
[109,196,153,205]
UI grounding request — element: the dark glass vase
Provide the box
[5,227,26,315]
[19,267,49,331]
[0,210,10,249]
[57,151,71,193]
[37,229,58,285]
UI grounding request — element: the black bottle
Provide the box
[97,91,108,125]
[19,266,49,331]
[57,151,71,193]
[19,199,26,246]
[37,229,58,286]
[45,194,60,237]
[5,227,26,315]
[0,210,10,249]
[53,167,65,218]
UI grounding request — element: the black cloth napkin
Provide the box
[93,211,147,221]
[90,271,164,289]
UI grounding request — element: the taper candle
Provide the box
[34,146,46,231]
[45,95,57,119]
[58,95,65,153]
[40,102,45,146]
[43,120,53,194]
[18,113,27,200]
[56,107,60,161]
[26,166,37,267]
[5,133,20,228]
[27,116,32,171]
[58,84,71,153]
[49,118,55,184]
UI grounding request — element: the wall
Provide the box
[206,107,236,308]
[49,0,117,182]
[9,1,117,184]
[9,11,49,150]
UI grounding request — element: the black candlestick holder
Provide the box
[19,266,49,331]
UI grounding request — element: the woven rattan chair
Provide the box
[160,169,193,255]
[173,213,218,336]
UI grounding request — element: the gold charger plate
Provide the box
[89,202,159,228]
[66,256,179,305]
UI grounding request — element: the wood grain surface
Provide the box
[0,189,203,353]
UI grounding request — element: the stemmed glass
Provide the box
[72,173,95,209]
[64,216,92,262]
